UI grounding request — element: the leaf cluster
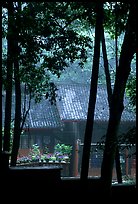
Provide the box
[103,2,130,38]
[126,76,136,113]
[2,2,92,103]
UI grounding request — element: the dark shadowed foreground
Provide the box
[1,166,136,203]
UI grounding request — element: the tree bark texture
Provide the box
[101,2,136,192]
[101,22,122,184]
[80,2,103,181]
[3,2,14,154]
[10,2,22,166]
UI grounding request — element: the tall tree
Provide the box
[0,4,2,160]
[101,1,136,194]
[10,2,22,166]
[80,2,103,180]
[101,11,122,184]
[2,2,92,166]
[3,2,14,168]
[114,2,122,183]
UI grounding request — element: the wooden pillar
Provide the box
[125,148,128,176]
[73,139,80,177]
[131,156,136,178]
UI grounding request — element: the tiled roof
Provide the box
[2,84,136,129]
[56,84,89,121]
[56,83,136,122]
[25,97,62,128]
[2,93,62,129]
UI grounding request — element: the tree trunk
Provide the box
[101,25,112,107]
[10,63,21,166]
[10,2,22,166]
[101,23,122,184]
[10,60,21,166]
[0,12,2,161]
[3,2,14,160]
[80,2,103,181]
[114,6,123,182]
[101,2,136,193]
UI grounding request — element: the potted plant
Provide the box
[49,155,56,163]
[54,143,72,163]
[29,144,41,163]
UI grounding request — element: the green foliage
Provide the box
[97,126,136,158]
[28,144,41,161]
[43,145,49,154]
[2,2,136,171]
[2,2,92,103]
[126,76,136,113]
[2,2,133,99]
[54,143,72,156]
[103,2,130,38]
[122,175,136,184]
[118,126,136,153]
[17,143,72,164]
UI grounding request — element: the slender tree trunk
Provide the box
[101,24,112,105]
[0,90,2,156]
[10,2,22,166]
[10,64,21,166]
[80,2,103,181]
[0,9,2,159]
[101,2,136,193]
[101,23,122,184]
[3,2,14,168]
[114,5,123,183]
